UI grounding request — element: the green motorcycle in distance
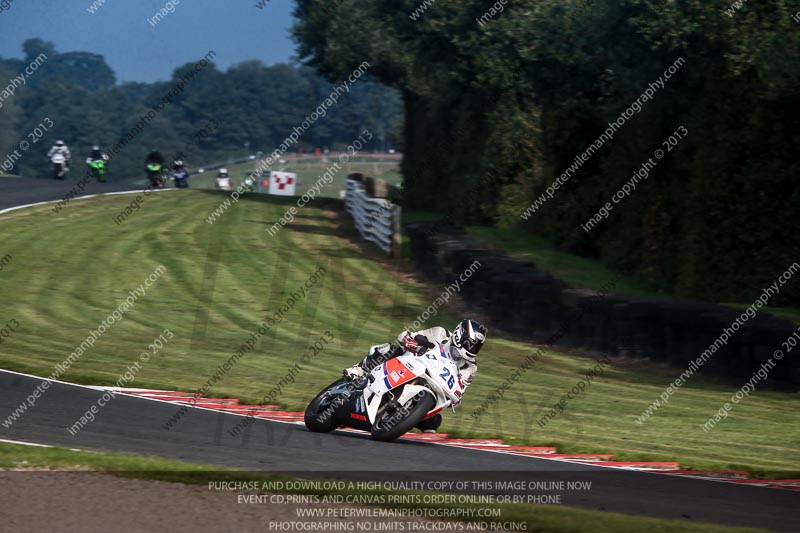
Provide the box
[87,158,108,182]
[146,163,165,188]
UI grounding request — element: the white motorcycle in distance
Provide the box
[51,152,69,180]
[304,342,463,441]
[215,176,232,191]
[215,168,232,191]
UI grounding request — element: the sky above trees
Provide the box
[0,0,296,82]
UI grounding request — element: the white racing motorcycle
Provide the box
[304,342,463,441]
[215,176,232,191]
[51,152,69,180]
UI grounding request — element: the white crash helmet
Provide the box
[450,319,487,363]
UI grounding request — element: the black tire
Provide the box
[371,390,435,442]
[304,378,350,433]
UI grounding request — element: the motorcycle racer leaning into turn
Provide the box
[343,318,487,432]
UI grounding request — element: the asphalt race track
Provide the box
[1,182,799,532]
[3,371,800,531]
[0,177,152,212]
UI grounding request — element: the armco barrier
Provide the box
[407,222,799,387]
[345,178,401,256]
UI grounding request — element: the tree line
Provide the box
[0,38,402,182]
[292,0,800,305]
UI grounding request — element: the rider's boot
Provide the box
[342,364,366,379]
[416,413,442,433]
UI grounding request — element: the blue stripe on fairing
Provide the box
[382,362,391,389]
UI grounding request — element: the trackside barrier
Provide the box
[345,178,401,256]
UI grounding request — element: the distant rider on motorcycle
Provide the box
[48,140,71,179]
[88,145,108,162]
[215,168,232,191]
[86,145,109,182]
[145,149,165,188]
[171,159,189,188]
[343,319,487,432]
[48,140,71,168]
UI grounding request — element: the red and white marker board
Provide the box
[268,171,297,196]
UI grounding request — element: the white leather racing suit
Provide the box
[363,326,478,394]
[48,145,71,164]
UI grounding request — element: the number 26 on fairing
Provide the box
[439,367,455,389]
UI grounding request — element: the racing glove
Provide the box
[404,334,434,355]
[414,334,434,350]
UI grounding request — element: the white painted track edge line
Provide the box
[0,188,176,216]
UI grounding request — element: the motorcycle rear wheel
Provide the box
[371,390,435,442]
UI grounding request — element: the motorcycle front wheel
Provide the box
[304,378,352,433]
[371,390,435,442]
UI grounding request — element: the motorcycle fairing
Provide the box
[363,344,463,425]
